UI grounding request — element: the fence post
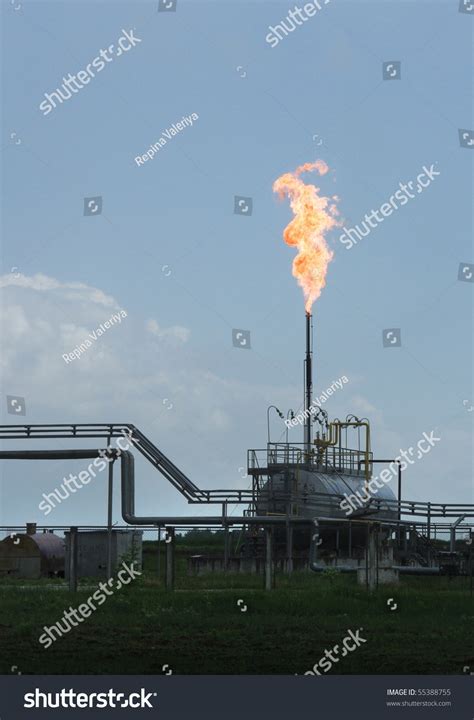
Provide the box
[286,522,293,574]
[223,524,230,571]
[68,526,78,592]
[165,526,175,591]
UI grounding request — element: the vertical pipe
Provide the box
[68,526,78,592]
[224,524,229,571]
[338,425,342,471]
[106,458,114,579]
[265,527,273,591]
[469,534,473,598]
[165,526,175,591]
[304,312,313,455]
[397,462,402,521]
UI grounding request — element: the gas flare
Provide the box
[273,160,340,312]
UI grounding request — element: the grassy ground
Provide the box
[0,545,472,675]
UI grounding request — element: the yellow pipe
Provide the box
[314,421,371,487]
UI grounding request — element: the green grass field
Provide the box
[0,544,472,675]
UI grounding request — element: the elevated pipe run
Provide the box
[0,449,310,527]
[119,452,311,526]
[4,425,473,518]
[0,449,118,460]
[1,441,473,526]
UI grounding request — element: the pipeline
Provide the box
[119,452,311,526]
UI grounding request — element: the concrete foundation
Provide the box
[357,567,400,585]
[187,555,309,575]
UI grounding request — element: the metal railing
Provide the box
[248,443,373,477]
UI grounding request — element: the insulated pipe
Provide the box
[309,564,440,576]
[1,448,302,527]
[0,449,117,459]
[119,452,311,526]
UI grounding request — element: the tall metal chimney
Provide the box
[304,312,313,453]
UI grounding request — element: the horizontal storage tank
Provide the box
[0,524,65,578]
[256,468,398,521]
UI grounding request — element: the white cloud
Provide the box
[0,273,469,527]
[0,272,116,307]
[146,318,190,343]
[0,273,288,525]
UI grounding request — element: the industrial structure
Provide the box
[64,529,142,580]
[0,311,473,590]
[0,523,64,578]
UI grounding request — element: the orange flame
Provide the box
[273,160,340,313]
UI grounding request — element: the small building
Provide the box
[65,529,142,579]
[0,523,65,578]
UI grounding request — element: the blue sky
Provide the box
[1,0,472,531]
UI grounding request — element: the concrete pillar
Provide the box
[265,527,273,591]
[365,524,378,591]
[165,526,175,591]
[68,526,78,592]
[450,527,456,553]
